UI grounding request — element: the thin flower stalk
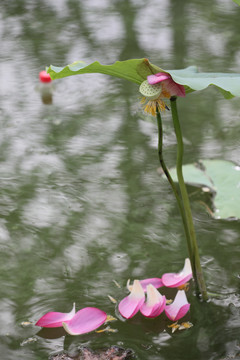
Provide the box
[156,105,193,263]
[170,96,208,301]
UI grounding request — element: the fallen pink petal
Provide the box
[119,280,145,319]
[165,290,190,321]
[162,258,192,288]
[62,307,107,335]
[147,72,185,98]
[140,284,166,318]
[127,278,163,292]
[35,303,75,328]
[139,278,163,292]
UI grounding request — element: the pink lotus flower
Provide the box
[118,280,145,319]
[35,303,76,328]
[62,307,107,335]
[140,284,166,318]
[147,72,185,98]
[162,258,192,288]
[165,290,190,321]
[139,72,185,115]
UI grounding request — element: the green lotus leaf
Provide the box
[47,59,240,98]
[167,67,239,99]
[47,58,162,85]
[169,160,240,220]
[233,0,240,6]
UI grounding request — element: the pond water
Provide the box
[0,1,240,359]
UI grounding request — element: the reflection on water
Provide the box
[0,1,240,359]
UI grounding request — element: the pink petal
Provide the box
[147,72,185,97]
[174,303,190,321]
[162,78,185,97]
[119,280,145,319]
[147,72,171,85]
[165,290,190,321]
[140,284,166,318]
[62,307,107,335]
[139,278,163,292]
[162,258,192,288]
[35,303,75,328]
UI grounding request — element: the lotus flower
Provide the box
[63,307,107,335]
[140,284,166,318]
[118,280,145,319]
[165,290,190,321]
[162,258,192,288]
[35,303,76,328]
[139,72,185,115]
[147,72,185,97]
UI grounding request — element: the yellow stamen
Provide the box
[96,326,117,333]
[161,89,171,98]
[105,315,117,322]
[168,321,178,328]
[177,283,190,291]
[141,96,167,116]
[178,322,193,330]
[168,322,180,333]
[112,280,121,288]
[168,321,193,333]
[108,295,117,304]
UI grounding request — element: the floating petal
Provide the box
[127,278,163,292]
[165,290,190,321]
[162,258,192,288]
[119,280,145,319]
[62,307,107,335]
[35,303,75,328]
[140,284,166,318]
[139,278,163,292]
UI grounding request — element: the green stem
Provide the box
[170,97,208,300]
[156,106,193,262]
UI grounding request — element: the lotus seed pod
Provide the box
[139,80,162,100]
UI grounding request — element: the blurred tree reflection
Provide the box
[0,1,240,359]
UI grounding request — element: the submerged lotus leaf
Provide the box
[169,160,240,219]
[47,59,240,98]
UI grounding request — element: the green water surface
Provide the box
[0,1,240,359]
